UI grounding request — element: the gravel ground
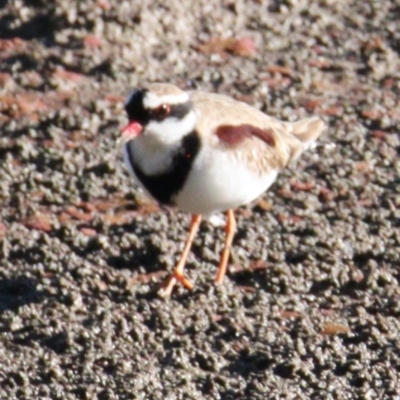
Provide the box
[1,1,400,399]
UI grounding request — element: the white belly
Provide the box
[173,146,278,215]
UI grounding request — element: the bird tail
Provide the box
[288,117,328,161]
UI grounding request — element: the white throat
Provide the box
[146,109,196,145]
[125,109,197,176]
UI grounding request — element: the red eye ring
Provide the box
[153,104,171,120]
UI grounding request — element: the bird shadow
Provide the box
[105,221,165,273]
[223,349,274,378]
[0,276,43,313]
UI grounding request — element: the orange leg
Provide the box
[215,210,236,284]
[159,214,202,297]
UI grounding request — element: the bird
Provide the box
[120,83,326,297]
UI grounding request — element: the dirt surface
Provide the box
[1,0,400,399]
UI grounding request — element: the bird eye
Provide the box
[152,104,171,120]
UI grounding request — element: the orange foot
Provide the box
[159,271,194,298]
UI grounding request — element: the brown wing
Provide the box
[191,91,325,173]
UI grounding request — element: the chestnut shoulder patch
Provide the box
[215,124,276,147]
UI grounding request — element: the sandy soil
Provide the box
[1,0,400,399]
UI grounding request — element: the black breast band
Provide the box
[125,131,201,205]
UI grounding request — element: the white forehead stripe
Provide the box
[143,92,189,109]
